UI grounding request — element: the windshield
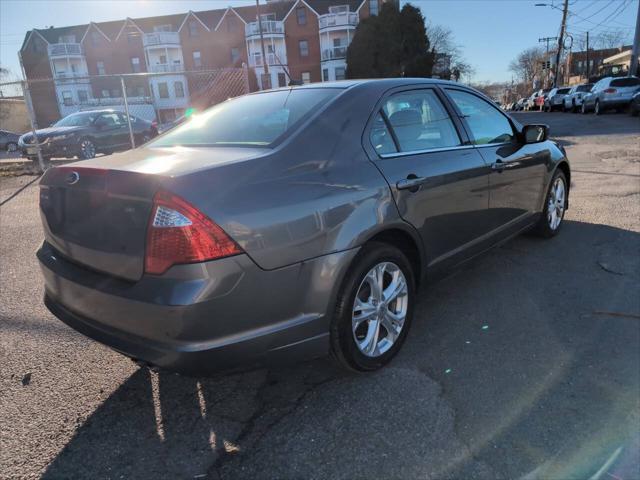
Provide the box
[150,88,340,148]
[54,112,98,127]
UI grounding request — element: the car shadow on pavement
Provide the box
[42,221,640,480]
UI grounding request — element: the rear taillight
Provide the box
[145,189,242,275]
[151,120,158,129]
[603,88,617,94]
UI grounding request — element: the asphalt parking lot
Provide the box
[1,111,639,479]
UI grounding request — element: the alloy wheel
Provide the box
[80,139,96,159]
[547,176,566,231]
[352,262,408,358]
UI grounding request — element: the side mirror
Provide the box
[523,124,548,144]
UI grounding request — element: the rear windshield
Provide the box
[577,84,593,92]
[150,88,340,148]
[557,88,571,94]
[610,77,640,87]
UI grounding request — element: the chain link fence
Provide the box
[0,67,251,171]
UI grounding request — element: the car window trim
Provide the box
[365,86,469,160]
[443,86,520,147]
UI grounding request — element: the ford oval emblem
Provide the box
[66,171,80,185]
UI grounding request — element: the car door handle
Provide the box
[396,175,427,191]
[492,160,517,171]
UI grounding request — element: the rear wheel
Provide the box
[581,103,588,114]
[533,170,568,238]
[331,242,415,372]
[594,100,602,115]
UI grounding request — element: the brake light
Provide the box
[145,189,242,275]
[151,120,158,129]
[603,88,617,94]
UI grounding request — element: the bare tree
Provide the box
[425,22,475,81]
[596,31,628,50]
[509,46,545,85]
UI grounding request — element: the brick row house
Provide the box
[19,0,388,126]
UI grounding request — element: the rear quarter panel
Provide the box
[162,84,416,271]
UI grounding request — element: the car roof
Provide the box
[293,78,465,90]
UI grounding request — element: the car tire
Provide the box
[532,169,568,238]
[572,102,578,113]
[330,242,415,372]
[78,138,96,160]
[581,103,588,114]
[6,142,18,153]
[594,100,602,115]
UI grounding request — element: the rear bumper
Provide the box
[38,242,359,375]
[600,97,633,108]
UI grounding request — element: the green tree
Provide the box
[346,2,433,79]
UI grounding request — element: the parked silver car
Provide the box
[563,83,593,113]
[544,87,571,112]
[582,76,640,114]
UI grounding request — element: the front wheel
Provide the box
[78,138,96,160]
[330,243,415,372]
[532,170,568,238]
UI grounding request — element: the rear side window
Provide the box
[610,77,640,87]
[446,90,515,145]
[150,89,339,147]
[370,113,397,155]
[375,89,460,153]
[577,84,592,92]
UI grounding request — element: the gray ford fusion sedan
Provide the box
[38,79,570,375]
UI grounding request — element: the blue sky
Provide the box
[1,0,637,84]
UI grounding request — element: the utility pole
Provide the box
[586,31,590,79]
[630,0,639,77]
[553,0,569,87]
[256,0,271,89]
[539,36,558,87]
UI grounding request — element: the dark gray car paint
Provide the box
[38,78,570,374]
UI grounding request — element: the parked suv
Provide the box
[544,87,571,112]
[563,83,593,112]
[18,110,158,162]
[581,76,640,114]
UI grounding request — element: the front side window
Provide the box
[174,81,185,98]
[382,89,460,152]
[446,89,515,145]
[149,88,339,148]
[299,40,309,57]
[158,82,169,98]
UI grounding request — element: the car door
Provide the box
[365,87,492,267]
[93,113,128,150]
[444,88,548,233]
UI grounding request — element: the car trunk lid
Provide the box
[39,166,159,281]
[38,147,266,281]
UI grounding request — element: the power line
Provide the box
[570,0,616,25]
